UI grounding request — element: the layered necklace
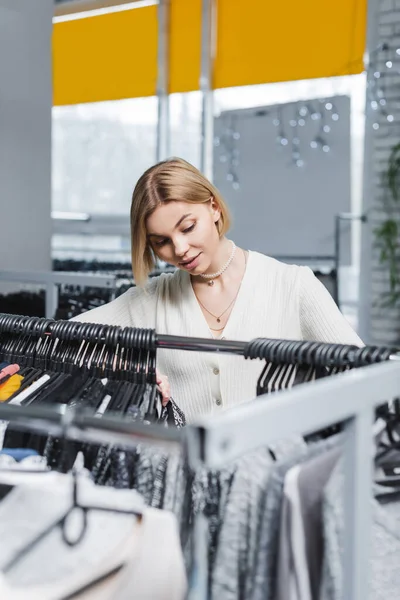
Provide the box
[194,247,247,332]
[199,241,236,286]
[195,291,239,330]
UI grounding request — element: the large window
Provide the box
[52,74,366,264]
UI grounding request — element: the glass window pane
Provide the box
[52,97,157,215]
[169,91,202,168]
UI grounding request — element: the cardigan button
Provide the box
[213,367,220,375]
[215,398,222,406]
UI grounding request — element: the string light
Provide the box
[216,95,341,181]
[367,41,399,131]
[216,115,241,190]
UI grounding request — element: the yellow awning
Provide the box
[53,0,366,105]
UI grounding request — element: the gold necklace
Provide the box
[195,293,238,323]
[210,325,226,332]
[194,250,247,323]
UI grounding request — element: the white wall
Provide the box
[0,1,53,281]
[213,96,352,263]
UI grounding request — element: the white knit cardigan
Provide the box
[73,252,362,422]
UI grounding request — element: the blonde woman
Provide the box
[75,157,362,422]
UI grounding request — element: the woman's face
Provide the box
[146,200,221,273]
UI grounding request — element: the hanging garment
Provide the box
[0,474,187,600]
[160,397,186,428]
[274,447,341,600]
[293,447,341,600]
[1,372,186,472]
[0,449,39,462]
[88,428,310,597]
[251,435,341,600]
[275,465,311,600]
[320,459,400,600]
[211,448,276,600]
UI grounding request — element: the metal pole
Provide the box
[156,0,170,162]
[334,214,341,307]
[200,0,216,180]
[334,213,367,310]
[186,426,209,600]
[157,333,247,355]
[45,283,59,319]
[342,409,374,600]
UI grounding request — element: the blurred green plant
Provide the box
[374,142,400,306]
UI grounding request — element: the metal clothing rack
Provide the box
[0,402,182,454]
[0,313,397,369]
[0,270,117,319]
[190,360,400,600]
[0,361,398,600]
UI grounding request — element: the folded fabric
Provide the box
[0,374,24,401]
[0,448,39,462]
[0,454,48,472]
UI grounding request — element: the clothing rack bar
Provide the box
[1,313,399,367]
[0,402,183,452]
[156,334,247,355]
[0,270,117,288]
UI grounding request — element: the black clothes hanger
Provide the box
[1,331,162,472]
[3,373,87,454]
[373,401,400,500]
[244,337,396,370]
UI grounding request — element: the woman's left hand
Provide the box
[156,369,171,407]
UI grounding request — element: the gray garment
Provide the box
[95,433,307,599]
[211,448,275,600]
[252,435,341,600]
[211,436,307,600]
[297,447,341,600]
[320,459,400,600]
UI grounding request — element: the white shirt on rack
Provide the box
[0,475,186,600]
[73,252,362,422]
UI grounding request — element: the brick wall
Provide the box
[360,0,400,344]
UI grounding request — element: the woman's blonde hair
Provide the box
[130,157,231,285]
